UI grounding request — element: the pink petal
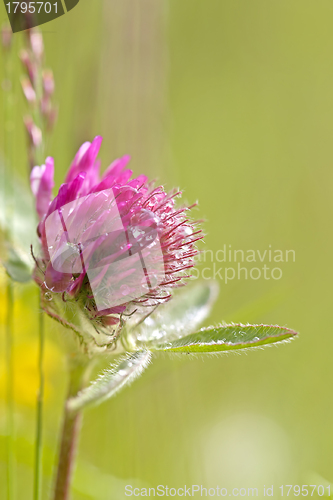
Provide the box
[30,157,54,221]
[65,136,103,184]
[101,155,131,180]
[46,173,86,218]
[44,262,72,293]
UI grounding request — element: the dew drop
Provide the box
[44,292,52,301]
[183,227,193,236]
[120,284,131,296]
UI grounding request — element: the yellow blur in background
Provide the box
[1,1,333,498]
[0,267,61,407]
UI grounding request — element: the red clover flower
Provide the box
[31,136,202,351]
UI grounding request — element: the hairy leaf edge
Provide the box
[67,350,152,412]
[152,323,298,354]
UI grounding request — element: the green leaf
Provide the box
[151,324,298,353]
[67,350,152,412]
[0,163,37,281]
[127,281,219,348]
[3,247,32,283]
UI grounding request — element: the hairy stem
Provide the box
[6,281,14,500]
[34,293,45,500]
[52,360,90,500]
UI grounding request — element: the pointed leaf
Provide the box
[0,163,37,281]
[127,281,219,348]
[3,247,32,282]
[151,324,298,353]
[67,350,151,412]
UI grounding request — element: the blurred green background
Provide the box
[1,0,333,498]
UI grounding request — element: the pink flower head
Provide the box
[31,137,202,344]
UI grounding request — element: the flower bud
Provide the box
[21,77,36,103]
[42,70,55,96]
[20,49,36,84]
[24,116,42,147]
[29,30,43,61]
[1,23,12,51]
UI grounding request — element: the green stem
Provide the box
[52,359,90,500]
[34,293,45,500]
[3,26,16,499]
[6,281,14,500]
[32,48,45,165]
